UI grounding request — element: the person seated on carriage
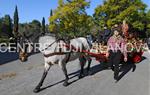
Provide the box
[106,29,127,81]
[102,25,112,45]
[111,24,121,32]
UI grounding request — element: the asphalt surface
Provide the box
[0,51,150,95]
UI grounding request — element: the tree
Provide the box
[49,0,94,39]
[42,17,45,34]
[18,20,42,41]
[0,15,13,38]
[0,18,2,36]
[50,9,53,17]
[3,15,13,37]
[94,0,147,37]
[146,10,150,37]
[49,9,53,32]
[13,5,19,38]
[31,20,41,27]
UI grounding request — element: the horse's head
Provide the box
[18,36,33,62]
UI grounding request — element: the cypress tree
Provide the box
[13,5,19,38]
[42,17,45,34]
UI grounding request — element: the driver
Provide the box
[106,29,127,81]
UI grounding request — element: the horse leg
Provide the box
[86,57,92,75]
[60,62,69,87]
[79,55,87,79]
[79,59,85,79]
[33,63,51,93]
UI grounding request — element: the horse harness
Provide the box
[42,39,72,63]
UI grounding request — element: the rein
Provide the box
[43,43,72,58]
[41,40,59,51]
[43,52,70,57]
[43,43,86,58]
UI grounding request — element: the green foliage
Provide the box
[146,10,150,37]
[4,15,13,37]
[0,18,2,35]
[18,19,42,42]
[94,0,147,33]
[42,17,45,34]
[21,20,42,37]
[31,20,41,27]
[0,38,10,43]
[49,0,94,39]
[50,9,53,17]
[0,15,13,38]
[13,5,19,38]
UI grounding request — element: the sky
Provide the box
[0,0,150,24]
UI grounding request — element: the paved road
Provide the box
[0,51,150,95]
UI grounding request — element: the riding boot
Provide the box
[111,66,114,71]
[114,66,119,80]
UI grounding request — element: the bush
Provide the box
[0,38,9,43]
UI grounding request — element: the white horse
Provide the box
[33,34,91,93]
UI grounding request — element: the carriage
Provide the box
[88,38,145,64]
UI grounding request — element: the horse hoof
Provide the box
[87,71,92,76]
[78,74,84,79]
[33,88,40,93]
[63,82,69,87]
[115,80,118,83]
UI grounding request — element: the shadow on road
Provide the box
[39,63,107,92]
[68,63,108,76]
[117,63,136,82]
[40,73,79,92]
[0,52,19,65]
[0,51,40,65]
[34,55,147,92]
[117,56,147,82]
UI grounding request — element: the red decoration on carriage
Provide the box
[132,51,143,63]
[88,50,143,64]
